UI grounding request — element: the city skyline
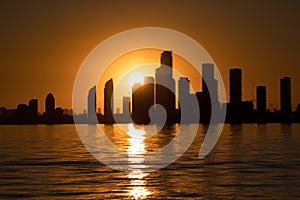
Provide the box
[1,47,300,114]
[1,1,300,112]
[1,2,300,199]
[1,50,300,124]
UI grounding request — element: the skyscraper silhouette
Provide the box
[104,79,114,124]
[132,76,154,124]
[230,68,242,105]
[87,85,97,124]
[155,51,176,123]
[228,68,242,122]
[178,77,190,104]
[256,86,267,123]
[46,93,55,115]
[256,86,267,113]
[132,82,143,123]
[196,63,220,123]
[202,63,219,111]
[29,99,38,123]
[29,99,38,116]
[280,77,292,122]
[179,77,198,123]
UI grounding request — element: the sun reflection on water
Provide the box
[126,124,152,199]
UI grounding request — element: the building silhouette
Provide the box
[44,93,66,123]
[45,93,55,115]
[178,77,198,123]
[196,63,220,123]
[280,77,292,122]
[228,68,242,122]
[178,77,190,104]
[230,68,242,105]
[132,82,142,123]
[104,79,114,124]
[155,51,176,123]
[87,85,97,124]
[202,63,219,105]
[29,99,38,123]
[256,86,267,122]
[256,86,267,113]
[1,50,300,125]
[132,76,155,124]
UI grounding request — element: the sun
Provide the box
[128,73,144,87]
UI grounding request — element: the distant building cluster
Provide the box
[86,51,300,124]
[1,50,300,124]
[0,93,73,124]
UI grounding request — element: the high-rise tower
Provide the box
[280,77,292,120]
[88,85,97,123]
[230,68,242,105]
[104,79,114,124]
[45,93,55,115]
[155,51,176,123]
[256,86,267,113]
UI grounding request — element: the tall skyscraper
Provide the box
[280,77,292,117]
[256,86,267,113]
[179,77,190,97]
[132,82,142,123]
[155,51,176,123]
[87,85,97,124]
[178,77,190,107]
[45,93,55,114]
[196,64,220,123]
[202,63,219,105]
[230,68,242,105]
[132,76,154,124]
[104,79,114,123]
[228,68,243,123]
[143,76,154,121]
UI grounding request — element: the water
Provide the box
[0,124,299,199]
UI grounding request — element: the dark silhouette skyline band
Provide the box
[0,51,300,124]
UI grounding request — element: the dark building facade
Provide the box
[202,63,219,104]
[256,86,267,122]
[45,93,55,115]
[256,86,267,113]
[104,79,114,124]
[29,99,38,123]
[87,85,97,124]
[280,77,292,122]
[229,68,242,122]
[132,77,154,124]
[230,68,242,105]
[178,77,190,105]
[196,63,220,123]
[155,51,176,123]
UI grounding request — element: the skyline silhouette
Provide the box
[1,50,300,124]
[1,1,300,113]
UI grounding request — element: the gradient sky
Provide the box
[1,0,300,113]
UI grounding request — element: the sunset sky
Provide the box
[0,0,300,113]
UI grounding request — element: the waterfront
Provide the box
[0,124,299,199]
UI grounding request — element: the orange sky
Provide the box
[0,1,300,113]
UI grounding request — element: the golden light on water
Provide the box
[126,124,152,199]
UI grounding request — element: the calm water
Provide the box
[0,124,299,199]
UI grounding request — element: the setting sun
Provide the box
[129,73,144,87]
